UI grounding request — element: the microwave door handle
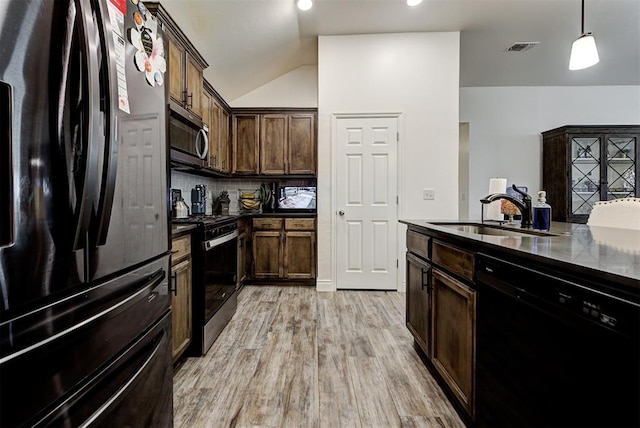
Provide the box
[91,0,119,247]
[195,128,208,160]
[0,82,13,247]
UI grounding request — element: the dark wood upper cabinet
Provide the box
[203,80,231,173]
[260,114,288,175]
[541,125,640,223]
[232,109,317,177]
[147,3,207,118]
[232,114,260,175]
[288,113,316,175]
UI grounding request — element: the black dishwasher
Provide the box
[476,253,640,428]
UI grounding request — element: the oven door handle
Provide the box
[203,230,238,251]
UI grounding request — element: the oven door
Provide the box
[202,230,238,324]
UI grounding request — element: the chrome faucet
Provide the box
[480,184,533,228]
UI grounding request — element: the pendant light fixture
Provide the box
[569,0,599,70]
[297,0,312,11]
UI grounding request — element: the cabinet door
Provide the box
[220,109,230,172]
[604,134,638,200]
[171,259,192,362]
[283,231,316,279]
[209,100,221,170]
[232,115,260,174]
[201,90,211,128]
[260,114,287,175]
[168,38,185,105]
[288,113,316,175]
[252,231,282,278]
[238,233,248,284]
[431,269,476,417]
[185,56,203,118]
[570,135,602,217]
[406,252,431,357]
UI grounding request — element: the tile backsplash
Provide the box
[170,171,267,214]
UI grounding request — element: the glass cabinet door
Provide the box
[606,136,636,200]
[570,136,600,216]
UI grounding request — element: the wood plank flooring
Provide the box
[173,286,464,428]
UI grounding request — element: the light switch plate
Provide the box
[423,188,435,200]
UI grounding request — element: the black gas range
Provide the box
[172,215,239,354]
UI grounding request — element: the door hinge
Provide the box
[396,195,399,204]
[397,132,399,142]
[396,259,399,268]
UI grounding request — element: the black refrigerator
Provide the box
[0,0,173,426]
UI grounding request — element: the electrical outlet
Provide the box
[423,188,435,200]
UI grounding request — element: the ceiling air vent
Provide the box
[505,42,540,52]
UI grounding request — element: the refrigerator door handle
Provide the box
[59,0,101,250]
[92,0,119,247]
[0,82,13,247]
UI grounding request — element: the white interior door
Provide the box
[335,116,398,290]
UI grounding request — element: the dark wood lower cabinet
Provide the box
[283,231,316,279]
[431,268,476,417]
[170,235,192,363]
[252,230,282,279]
[406,252,431,357]
[250,217,316,282]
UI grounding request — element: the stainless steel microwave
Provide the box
[169,108,208,169]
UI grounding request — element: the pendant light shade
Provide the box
[297,0,312,11]
[569,33,599,70]
[569,0,599,70]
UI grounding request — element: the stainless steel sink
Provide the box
[431,222,559,237]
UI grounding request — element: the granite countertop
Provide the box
[400,220,640,288]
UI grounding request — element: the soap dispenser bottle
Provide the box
[533,191,551,231]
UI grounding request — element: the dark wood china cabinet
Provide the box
[541,125,639,223]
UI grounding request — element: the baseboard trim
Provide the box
[316,279,335,292]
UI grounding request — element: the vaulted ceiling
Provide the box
[159,0,640,102]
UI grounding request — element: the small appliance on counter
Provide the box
[192,185,207,215]
[171,189,189,219]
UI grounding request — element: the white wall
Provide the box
[230,65,318,107]
[318,32,460,291]
[460,86,640,219]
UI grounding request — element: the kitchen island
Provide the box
[400,219,640,427]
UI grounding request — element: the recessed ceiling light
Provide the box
[297,0,312,11]
[407,0,423,6]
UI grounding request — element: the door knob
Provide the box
[338,210,345,216]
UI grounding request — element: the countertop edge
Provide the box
[400,219,640,292]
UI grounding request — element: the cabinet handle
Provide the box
[170,272,178,296]
[421,267,431,291]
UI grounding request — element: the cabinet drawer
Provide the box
[253,218,284,230]
[407,229,430,260]
[284,218,315,231]
[432,240,474,282]
[171,235,191,263]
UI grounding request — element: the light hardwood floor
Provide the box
[173,285,465,428]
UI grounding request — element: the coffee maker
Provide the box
[191,185,207,215]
